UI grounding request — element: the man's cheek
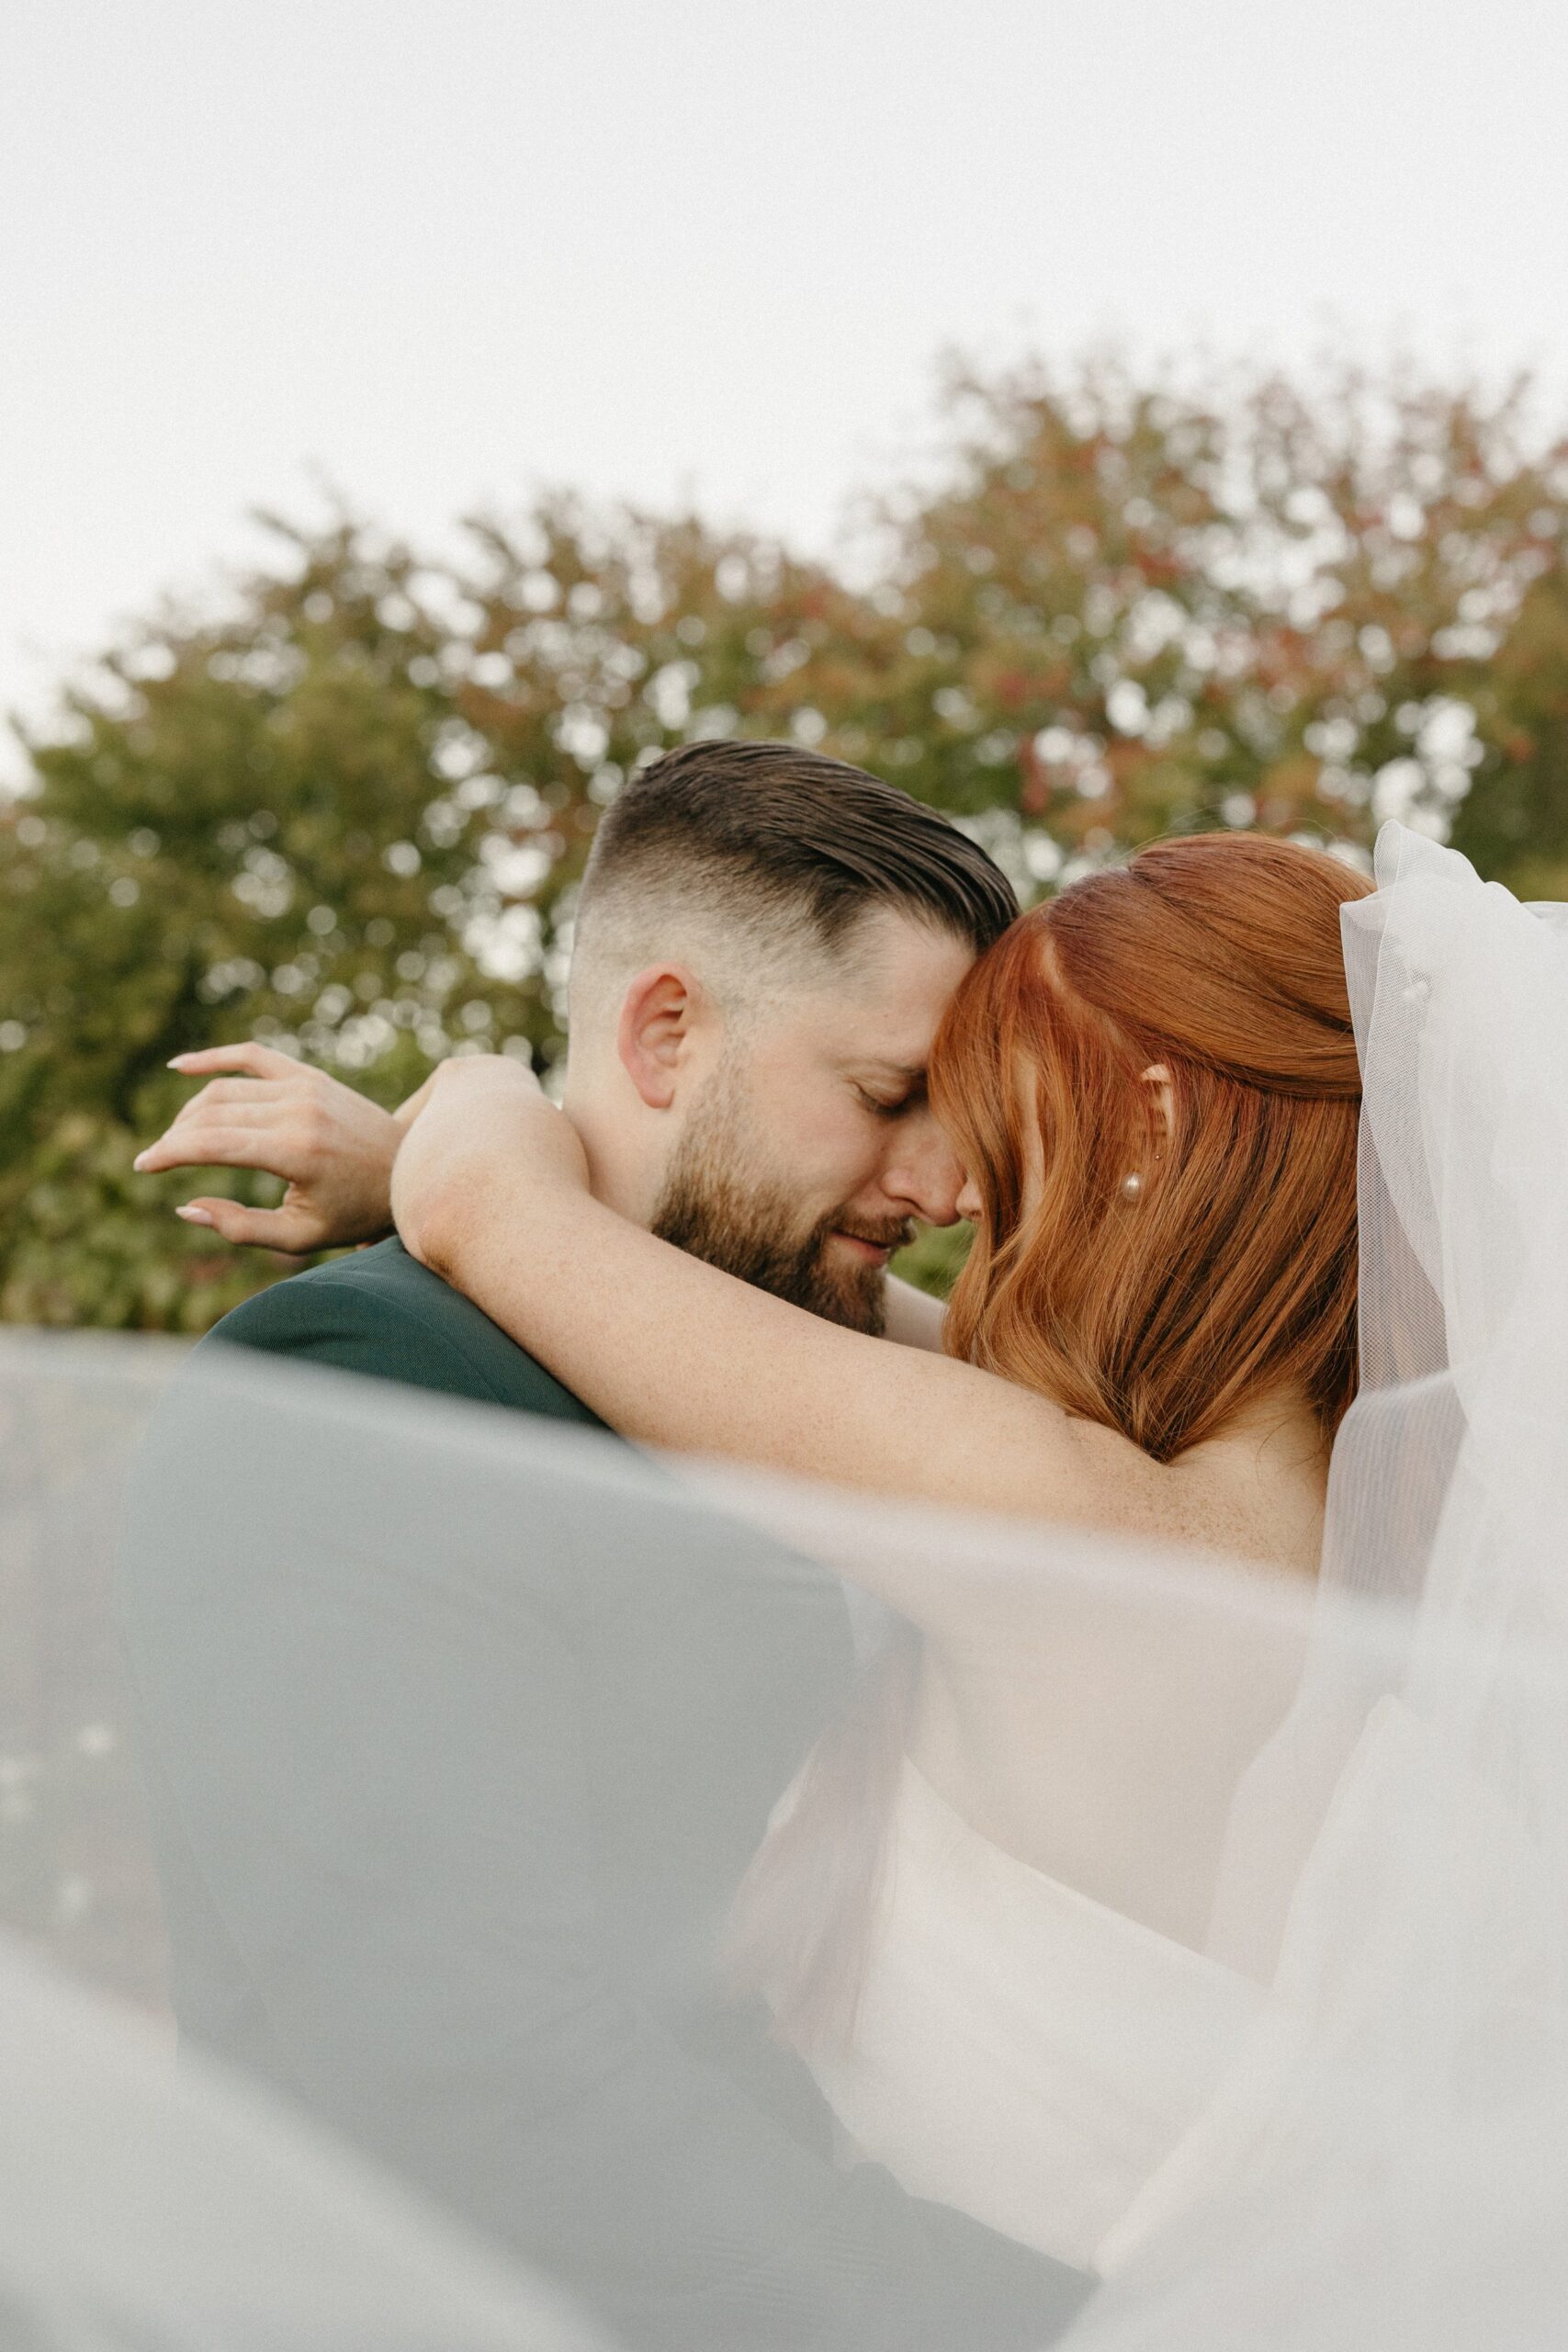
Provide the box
[775,1125,873,1206]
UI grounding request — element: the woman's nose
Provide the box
[954,1175,983,1222]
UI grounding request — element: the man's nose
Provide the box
[882,1117,967,1227]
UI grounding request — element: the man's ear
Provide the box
[616,966,705,1110]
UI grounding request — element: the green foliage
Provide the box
[891,1219,975,1302]
[786,358,1568,894]
[6,359,1568,1328]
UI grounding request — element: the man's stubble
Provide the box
[649,1070,911,1337]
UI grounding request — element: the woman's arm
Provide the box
[391,1060,1162,1537]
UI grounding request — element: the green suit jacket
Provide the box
[118,1239,1089,2350]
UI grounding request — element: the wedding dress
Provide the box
[801,1757,1266,2272]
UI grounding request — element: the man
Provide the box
[120,741,1089,2349]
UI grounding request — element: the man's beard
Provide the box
[650,1081,911,1336]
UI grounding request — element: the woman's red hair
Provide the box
[934,830,1371,1460]
[729,831,1374,2046]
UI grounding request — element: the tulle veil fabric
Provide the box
[0,1928,611,2352]
[1,820,1565,2346]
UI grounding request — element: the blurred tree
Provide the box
[4,358,1566,1328]
[784,358,1568,898]
[0,506,855,1325]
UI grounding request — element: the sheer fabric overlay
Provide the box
[1,825,1564,2348]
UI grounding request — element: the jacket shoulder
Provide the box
[209,1239,604,1423]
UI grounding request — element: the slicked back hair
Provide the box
[576,741,1020,997]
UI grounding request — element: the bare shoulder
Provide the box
[1145,1416,1327,1577]
[908,1355,1323,1574]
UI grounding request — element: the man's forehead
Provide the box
[741,907,975,1066]
[824,909,976,998]
[795,921,976,1065]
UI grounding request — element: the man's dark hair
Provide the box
[580,739,1019,960]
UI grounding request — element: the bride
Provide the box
[381,827,1374,2272]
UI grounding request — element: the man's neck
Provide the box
[562,1096,659,1230]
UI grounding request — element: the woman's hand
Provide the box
[133,1043,403,1253]
[390,1054,590,1276]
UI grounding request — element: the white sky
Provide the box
[6,0,1567,778]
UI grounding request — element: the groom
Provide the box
[120,741,1089,2349]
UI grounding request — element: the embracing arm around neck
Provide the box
[390,1057,1179,1542]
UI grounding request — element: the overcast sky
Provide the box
[6,0,1566,776]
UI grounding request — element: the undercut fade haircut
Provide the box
[576,741,1019,987]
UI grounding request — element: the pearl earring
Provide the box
[1119,1170,1144,1202]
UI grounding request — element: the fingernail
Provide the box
[167,1055,194,1069]
[132,1152,148,1171]
[175,1204,215,1227]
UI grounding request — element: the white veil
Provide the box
[0,1929,610,2352]
[3,822,1565,2347]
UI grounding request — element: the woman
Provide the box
[389,831,1374,2270]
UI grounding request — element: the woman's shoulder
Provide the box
[1158,1406,1327,1577]
[974,1387,1325,1577]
